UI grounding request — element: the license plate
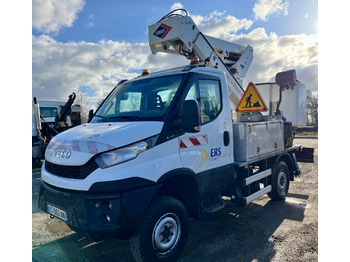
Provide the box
[47,204,68,222]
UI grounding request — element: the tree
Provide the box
[306,89,318,126]
[75,87,91,124]
[95,98,105,108]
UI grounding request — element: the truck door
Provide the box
[179,73,233,195]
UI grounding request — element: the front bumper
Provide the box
[38,181,158,241]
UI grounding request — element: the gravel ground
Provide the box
[32,138,318,262]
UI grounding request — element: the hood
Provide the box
[45,121,164,165]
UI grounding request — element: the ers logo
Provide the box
[211,147,221,157]
[153,23,172,39]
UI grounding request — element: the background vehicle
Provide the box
[32,93,81,164]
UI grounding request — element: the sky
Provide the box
[32,0,318,106]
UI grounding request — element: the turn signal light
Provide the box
[190,57,199,65]
[142,69,149,75]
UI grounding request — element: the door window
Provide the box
[184,78,222,125]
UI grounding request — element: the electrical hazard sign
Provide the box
[235,82,268,112]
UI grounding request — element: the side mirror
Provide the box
[88,109,94,123]
[180,100,201,133]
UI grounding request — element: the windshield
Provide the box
[40,107,58,117]
[92,74,185,122]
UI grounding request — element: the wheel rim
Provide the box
[277,169,288,195]
[152,213,181,255]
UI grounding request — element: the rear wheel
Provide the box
[130,196,189,262]
[268,161,290,200]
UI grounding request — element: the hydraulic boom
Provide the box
[148,9,253,110]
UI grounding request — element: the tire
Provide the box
[268,161,290,201]
[130,196,189,262]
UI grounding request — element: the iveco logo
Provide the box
[50,149,71,159]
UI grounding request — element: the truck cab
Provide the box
[39,66,235,217]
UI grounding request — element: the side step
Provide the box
[244,185,271,205]
[243,168,272,205]
[201,196,225,213]
[243,169,271,186]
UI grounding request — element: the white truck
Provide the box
[38,10,313,262]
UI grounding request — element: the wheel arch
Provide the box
[157,168,201,219]
[273,153,294,181]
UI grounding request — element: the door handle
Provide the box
[223,131,230,146]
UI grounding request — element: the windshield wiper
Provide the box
[106,115,141,121]
[94,115,141,122]
[94,114,108,122]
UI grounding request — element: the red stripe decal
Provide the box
[48,139,58,149]
[179,140,187,149]
[87,141,98,154]
[189,137,201,146]
[56,140,66,150]
[203,135,208,143]
[72,140,80,152]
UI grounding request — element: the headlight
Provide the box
[95,136,158,169]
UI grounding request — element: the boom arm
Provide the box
[148,11,253,109]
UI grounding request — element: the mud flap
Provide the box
[295,147,314,163]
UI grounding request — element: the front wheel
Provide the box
[268,161,290,201]
[130,196,189,262]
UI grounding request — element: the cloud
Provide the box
[192,11,253,37]
[33,8,318,107]
[32,33,188,103]
[86,22,94,28]
[253,0,289,21]
[32,0,85,33]
[186,11,317,91]
[220,28,318,91]
[170,2,184,11]
[32,35,151,102]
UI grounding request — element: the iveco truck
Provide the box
[38,9,313,262]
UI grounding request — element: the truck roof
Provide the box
[136,65,223,80]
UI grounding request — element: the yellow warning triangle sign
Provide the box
[235,82,268,112]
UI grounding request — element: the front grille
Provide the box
[42,185,74,209]
[45,158,99,179]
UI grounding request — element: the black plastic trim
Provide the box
[157,165,235,197]
[45,158,99,179]
[89,177,156,193]
[38,181,160,241]
[196,164,235,196]
[157,168,197,184]
[274,152,298,181]
[197,73,221,81]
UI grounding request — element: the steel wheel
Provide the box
[152,213,181,255]
[130,196,189,262]
[277,169,288,196]
[268,161,290,201]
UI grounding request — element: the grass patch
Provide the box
[294,131,318,137]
